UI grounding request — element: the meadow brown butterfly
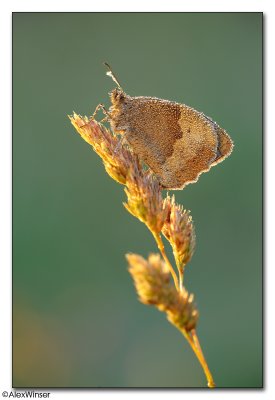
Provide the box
[93,63,233,190]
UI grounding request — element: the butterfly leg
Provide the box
[99,116,108,123]
[91,103,111,121]
[79,105,111,129]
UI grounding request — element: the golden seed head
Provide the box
[166,290,199,332]
[69,113,140,185]
[69,114,169,234]
[127,253,198,331]
[127,253,173,307]
[162,195,196,269]
[124,168,168,235]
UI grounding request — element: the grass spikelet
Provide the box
[69,113,216,388]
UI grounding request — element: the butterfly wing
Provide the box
[111,95,233,189]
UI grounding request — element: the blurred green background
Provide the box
[13,13,262,388]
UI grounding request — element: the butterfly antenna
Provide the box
[103,62,123,91]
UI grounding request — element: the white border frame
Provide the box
[1,2,272,399]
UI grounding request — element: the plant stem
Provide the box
[152,232,179,291]
[181,328,215,388]
[179,271,184,293]
[151,223,213,387]
[174,256,185,293]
